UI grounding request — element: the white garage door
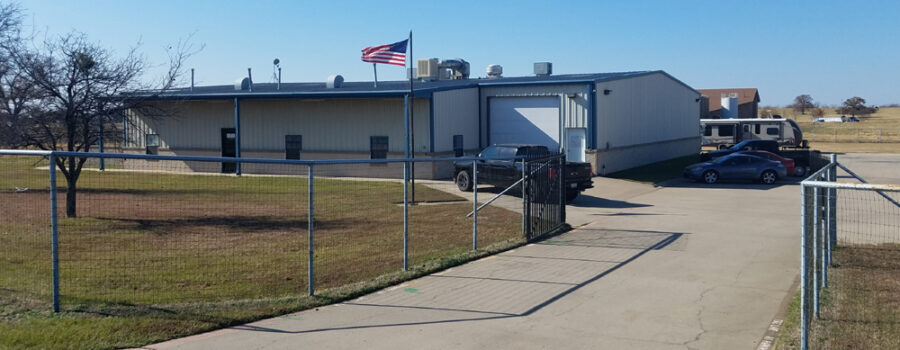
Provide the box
[489,96,560,150]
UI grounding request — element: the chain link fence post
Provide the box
[472,159,478,251]
[800,183,810,350]
[49,153,60,312]
[307,164,314,296]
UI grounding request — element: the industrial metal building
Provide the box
[125,68,701,178]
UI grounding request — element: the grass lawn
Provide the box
[605,155,701,185]
[775,244,900,350]
[0,156,523,349]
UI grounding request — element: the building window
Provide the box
[718,126,734,137]
[453,135,464,157]
[370,136,388,159]
[145,134,160,155]
[285,135,302,160]
[766,127,779,136]
[704,125,712,136]
[755,124,761,134]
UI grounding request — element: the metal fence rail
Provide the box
[0,150,565,314]
[799,154,900,350]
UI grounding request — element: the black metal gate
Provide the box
[524,154,566,241]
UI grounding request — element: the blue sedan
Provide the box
[684,154,787,184]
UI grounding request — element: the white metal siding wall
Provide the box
[594,73,700,150]
[480,84,589,147]
[432,88,478,152]
[127,101,233,149]
[131,98,430,154]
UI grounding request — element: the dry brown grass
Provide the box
[777,245,900,350]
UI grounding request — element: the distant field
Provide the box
[761,107,900,153]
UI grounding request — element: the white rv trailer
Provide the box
[700,118,803,149]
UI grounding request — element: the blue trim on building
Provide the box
[429,96,435,153]
[589,83,597,149]
[485,97,492,146]
[477,87,483,149]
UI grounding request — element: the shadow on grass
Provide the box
[88,215,363,235]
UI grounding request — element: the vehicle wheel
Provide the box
[455,170,472,191]
[761,170,778,184]
[565,190,579,202]
[794,166,808,177]
[702,170,719,184]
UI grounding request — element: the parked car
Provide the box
[701,139,780,161]
[700,139,816,177]
[683,153,787,184]
[454,144,593,202]
[736,150,796,176]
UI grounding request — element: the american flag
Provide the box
[361,39,407,66]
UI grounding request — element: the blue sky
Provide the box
[21,0,900,106]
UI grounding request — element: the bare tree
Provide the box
[0,2,28,147]
[7,30,194,217]
[837,96,877,118]
[792,94,815,115]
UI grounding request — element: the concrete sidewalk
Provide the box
[143,177,801,350]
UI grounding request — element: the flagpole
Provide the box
[408,30,415,203]
[373,63,378,88]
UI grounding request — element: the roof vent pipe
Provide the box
[326,75,343,89]
[247,68,253,92]
[234,77,251,90]
[486,64,503,79]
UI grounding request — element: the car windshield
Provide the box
[730,141,752,150]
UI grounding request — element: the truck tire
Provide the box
[456,170,473,192]
[794,166,808,177]
[565,190,579,202]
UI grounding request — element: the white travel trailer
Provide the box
[700,118,804,149]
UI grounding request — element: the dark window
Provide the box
[370,136,388,159]
[495,147,517,158]
[718,126,734,137]
[755,124,761,134]
[145,134,160,155]
[704,125,713,136]
[285,135,302,160]
[453,135,464,157]
[766,127,779,136]
[743,125,750,132]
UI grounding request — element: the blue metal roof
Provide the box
[132,70,697,100]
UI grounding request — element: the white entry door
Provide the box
[565,128,586,162]
[489,97,560,150]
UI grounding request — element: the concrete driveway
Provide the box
[142,153,896,350]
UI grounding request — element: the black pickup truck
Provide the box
[453,144,593,202]
[700,139,820,176]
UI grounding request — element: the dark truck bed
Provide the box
[453,144,593,202]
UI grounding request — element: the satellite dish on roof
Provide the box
[273,58,280,66]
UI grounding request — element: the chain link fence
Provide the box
[0,150,565,316]
[800,155,900,350]
[804,125,900,143]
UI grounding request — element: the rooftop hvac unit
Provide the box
[417,58,439,80]
[534,62,552,76]
[486,64,503,79]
